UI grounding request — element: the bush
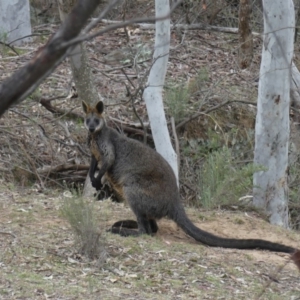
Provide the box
[198,147,264,209]
[61,195,106,261]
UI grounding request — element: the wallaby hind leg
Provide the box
[112,189,159,236]
[149,219,158,233]
[111,219,158,233]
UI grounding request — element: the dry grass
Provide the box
[60,194,106,261]
[0,186,299,300]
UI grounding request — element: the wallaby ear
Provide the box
[82,101,89,114]
[95,101,104,114]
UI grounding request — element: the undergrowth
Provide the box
[165,82,190,122]
[60,194,106,261]
[165,68,209,122]
[198,147,265,209]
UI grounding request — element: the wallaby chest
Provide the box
[89,135,102,165]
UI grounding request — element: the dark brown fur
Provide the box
[83,101,299,261]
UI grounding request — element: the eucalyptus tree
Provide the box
[253,0,295,227]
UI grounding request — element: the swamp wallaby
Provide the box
[83,100,300,268]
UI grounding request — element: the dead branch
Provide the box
[37,164,89,175]
[0,41,19,56]
[99,19,260,36]
[58,2,182,50]
[40,97,83,120]
[107,119,153,141]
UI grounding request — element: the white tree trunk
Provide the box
[0,0,32,45]
[143,0,178,183]
[253,0,295,228]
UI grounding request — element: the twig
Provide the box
[0,231,16,238]
[20,142,45,190]
[58,1,183,50]
[0,41,19,55]
[256,261,287,299]
[40,95,68,103]
[39,98,83,120]
[109,121,153,141]
[176,99,257,130]
[120,68,148,144]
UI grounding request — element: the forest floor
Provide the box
[0,188,300,300]
[1,1,300,300]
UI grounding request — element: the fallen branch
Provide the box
[37,164,89,175]
[99,19,260,36]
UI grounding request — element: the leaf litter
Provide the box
[0,188,299,300]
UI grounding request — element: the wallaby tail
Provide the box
[170,204,296,254]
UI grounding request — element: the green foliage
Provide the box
[182,129,225,162]
[60,195,106,260]
[165,83,190,121]
[198,147,265,209]
[0,30,9,56]
[165,68,209,122]
[0,30,8,43]
[188,68,209,94]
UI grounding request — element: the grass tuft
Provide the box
[60,195,106,261]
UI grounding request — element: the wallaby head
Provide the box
[82,101,105,134]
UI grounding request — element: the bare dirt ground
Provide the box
[0,187,299,300]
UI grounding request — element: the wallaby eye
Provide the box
[94,119,99,125]
[86,118,90,123]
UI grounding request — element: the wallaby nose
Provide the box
[89,127,95,133]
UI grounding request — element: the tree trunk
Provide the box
[253,0,295,228]
[57,0,100,106]
[0,0,32,45]
[238,0,253,69]
[143,0,178,183]
[57,0,101,197]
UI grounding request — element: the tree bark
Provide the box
[253,0,295,228]
[0,0,32,45]
[143,0,178,183]
[238,0,253,69]
[57,0,101,197]
[57,0,100,106]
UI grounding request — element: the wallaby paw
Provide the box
[91,178,102,190]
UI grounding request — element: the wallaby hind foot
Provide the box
[110,219,158,236]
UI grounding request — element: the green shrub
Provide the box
[165,83,190,122]
[198,147,264,209]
